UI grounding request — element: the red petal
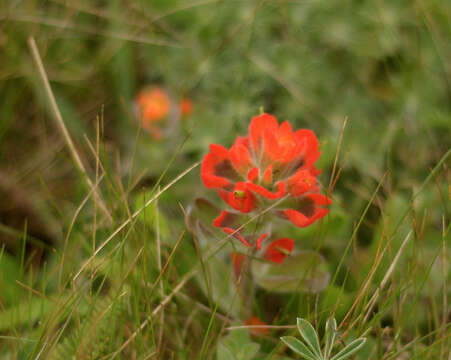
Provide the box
[247,167,259,182]
[201,144,242,189]
[222,227,253,247]
[262,130,281,161]
[293,129,320,169]
[278,193,331,227]
[278,121,293,139]
[212,210,241,228]
[286,169,317,196]
[213,210,228,227]
[246,181,285,199]
[256,233,269,250]
[262,165,273,185]
[249,113,279,155]
[209,143,229,158]
[304,193,332,207]
[284,207,329,227]
[264,238,294,264]
[201,152,231,188]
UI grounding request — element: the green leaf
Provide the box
[297,318,323,359]
[217,343,235,360]
[252,251,330,293]
[185,198,222,247]
[192,198,221,225]
[324,318,337,359]
[240,343,261,359]
[216,329,260,360]
[330,338,367,360]
[280,336,317,360]
[196,255,242,316]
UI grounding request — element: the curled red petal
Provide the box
[213,210,227,227]
[256,233,269,250]
[277,193,331,227]
[308,193,333,206]
[264,238,294,264]
[222,227,253,247]
[213,210,240,228]
[284,208,329,228]
[246,181,285,199]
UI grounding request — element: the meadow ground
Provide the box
[0,0,450,359]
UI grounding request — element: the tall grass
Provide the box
[0,0,449,358]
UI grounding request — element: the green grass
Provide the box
[0,0,450,358]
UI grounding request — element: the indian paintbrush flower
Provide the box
[201,113,331,264]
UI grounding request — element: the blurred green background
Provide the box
[0,0,450,358]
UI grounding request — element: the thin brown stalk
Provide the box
[328,117,348,195]
[361,230,412,324]
[27,36,112,223]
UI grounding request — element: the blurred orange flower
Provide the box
[180,98,194,117]
[135,87,170,139]
[136,87,170,122]
[245,316,269,335]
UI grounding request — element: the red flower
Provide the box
[200,113,331,266]
[201,113,331,229]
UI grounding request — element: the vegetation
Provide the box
[0,0,449,358]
